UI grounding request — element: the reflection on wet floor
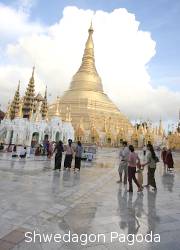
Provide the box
[0,148,179,249]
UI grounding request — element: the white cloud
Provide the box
[0,5,179,123]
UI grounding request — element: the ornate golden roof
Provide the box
[48,23,132,136]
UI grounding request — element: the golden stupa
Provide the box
[48,23,133,144]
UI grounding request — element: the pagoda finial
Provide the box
[65,106,72,122]
[32,66,35,77]
[88,20,94,34]
[9,81,21,120]
[55,96,60,117]
[22,67,36,119]
[18,80,20,90]
[41,85,48,120]
[158,118,163,136]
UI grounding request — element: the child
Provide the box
[136,162,144,188]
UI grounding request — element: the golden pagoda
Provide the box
[22,67,35,119]
[48,23,132,144]
[9,81,20,120]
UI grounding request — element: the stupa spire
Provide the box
[70,22,103,92]
[9,81,21,120]
[41,85,48,120]
[54,97,60,117]
[22,66,35,119]
[158,119,163,136]
[78,22,96,73]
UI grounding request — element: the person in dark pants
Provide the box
[64,139,74,169]
[12,145,18,158]
[161,147,167,169]
[165,149,174,171]
[53,141,64,171]
[127,145,142,193]
[74,141,83,172]
[142,143,157,191]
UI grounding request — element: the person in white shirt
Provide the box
[117,141,130,184]
[19,146,27,158]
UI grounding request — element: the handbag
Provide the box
[154,155,159,163]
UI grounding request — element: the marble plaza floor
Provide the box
[0,148,180,250]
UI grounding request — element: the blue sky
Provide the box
[0,0,179,123]
[2,0,179,91]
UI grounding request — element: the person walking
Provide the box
[142,143,157,191]
[127,145,142,193]
[161,147,167,169]
[117,141,129,184]
[64,139,74,169]
[74,141,83,172]
[48,142,53,159]
[165,149,174,171]
[12,145,18,158]
[53,141,64,171]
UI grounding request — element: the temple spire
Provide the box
[41,85,48,120]
[158,119,163,136]
[9,81,21,120]
[54,97,60,117]
[22,67,35,119]
[78,22,96,73]
[70,22,103,92]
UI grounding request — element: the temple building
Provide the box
[48,23,133,145]
[130,120,167,148]
[0,68,74,152]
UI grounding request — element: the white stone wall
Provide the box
[0,115,74,147]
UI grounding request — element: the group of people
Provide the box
[53,139,83,172]
[161,147,174,171]
[11,145,27,158]
[34,141,53,158]
[8,139,84,172]
[117,141,159,193]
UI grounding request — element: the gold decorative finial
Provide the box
[55,96,60,116]
[32,66,35,77]
[65,106,72,122]
[41,85,48,120]
[22,66,36,119]
[88,20,93,33]
[18,80,20,90]
[158,118,163,136]
[9,81,21,119]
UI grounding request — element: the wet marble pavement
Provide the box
[0,148,180,250]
